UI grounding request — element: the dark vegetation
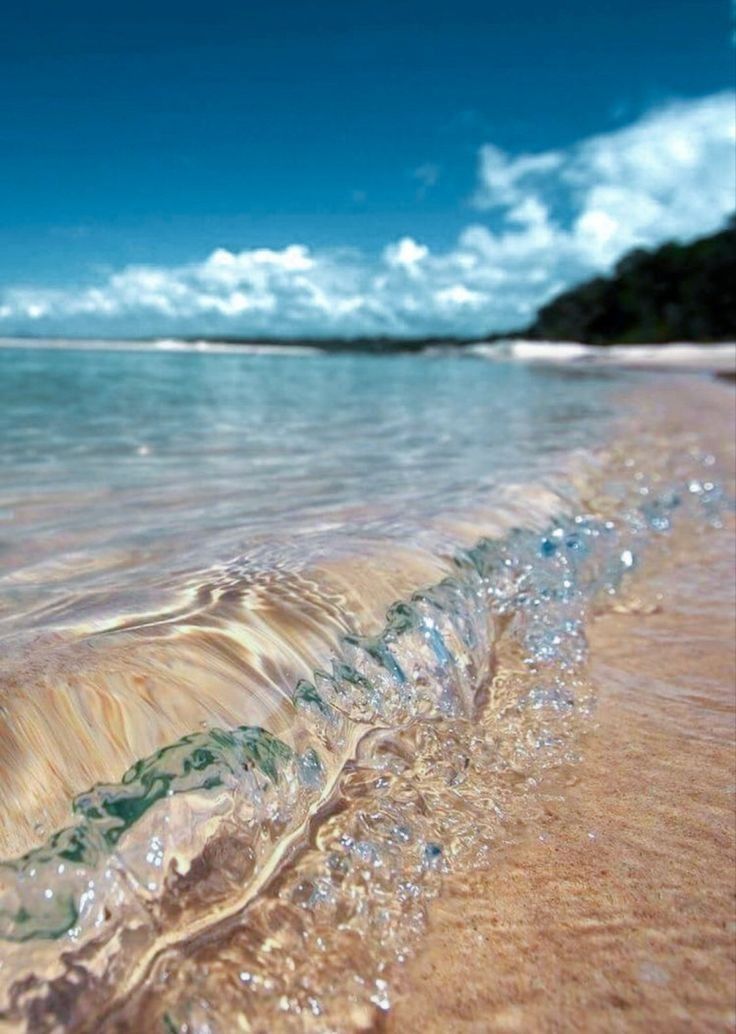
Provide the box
[522,219,736,345]
[205,335,454,353]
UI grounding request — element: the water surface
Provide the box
[0,343,649,1030]
[0,345,620,640]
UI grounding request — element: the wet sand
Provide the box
[388,384,736,1032]
[1,375,733,1031]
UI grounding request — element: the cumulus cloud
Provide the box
[473,148,563,209]
[474,92,735,270]
[1,92,733,338]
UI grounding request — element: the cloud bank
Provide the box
[2,92,733,338]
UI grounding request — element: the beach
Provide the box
[2,0,735,1026]
[389,378,736,1032]
[0,354,733,1032]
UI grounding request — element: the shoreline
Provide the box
[387,380,736,1032]
[0,375,733,1030]
[468,339,736,374]
[0,336,734,374]
[95,378,736,1031]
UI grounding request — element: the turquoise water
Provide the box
[0,345,621,639]
[0,342,651,1029]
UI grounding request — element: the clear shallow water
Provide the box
[0,345,617,638]
[7,345,728,1031]
[0,345,624,841]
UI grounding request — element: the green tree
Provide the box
[526,220,736,344]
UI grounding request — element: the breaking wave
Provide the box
[0,435,729,1031]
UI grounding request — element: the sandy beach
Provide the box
[2,2,734,1027]
[388,380,736,1032]
[0,370,733,1032]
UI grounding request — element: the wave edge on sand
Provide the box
[1,391,732,1031]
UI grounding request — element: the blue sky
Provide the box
[0,0,734,337]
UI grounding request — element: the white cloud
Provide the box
[383,237,429,269]
[473,91,735,270]
[1,92,733,338]
[564,94,736,264]
[473,147,563,208]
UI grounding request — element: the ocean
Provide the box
[0,342,730,1031]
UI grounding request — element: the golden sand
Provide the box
[1,377,733,1033]
[388,383,736,1033]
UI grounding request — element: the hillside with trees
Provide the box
[523,220,736,344]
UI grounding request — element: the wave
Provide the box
[0,434,729,1029]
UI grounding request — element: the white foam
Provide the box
[469,339,736,373]
[0,337,323,357]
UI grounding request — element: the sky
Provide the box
[0,0,734,338]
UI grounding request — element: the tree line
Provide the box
[523,218,736,344]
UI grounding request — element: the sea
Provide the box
[0,341,729,1031]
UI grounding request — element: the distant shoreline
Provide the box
[0,335,458,358]
[0,335,734,373]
